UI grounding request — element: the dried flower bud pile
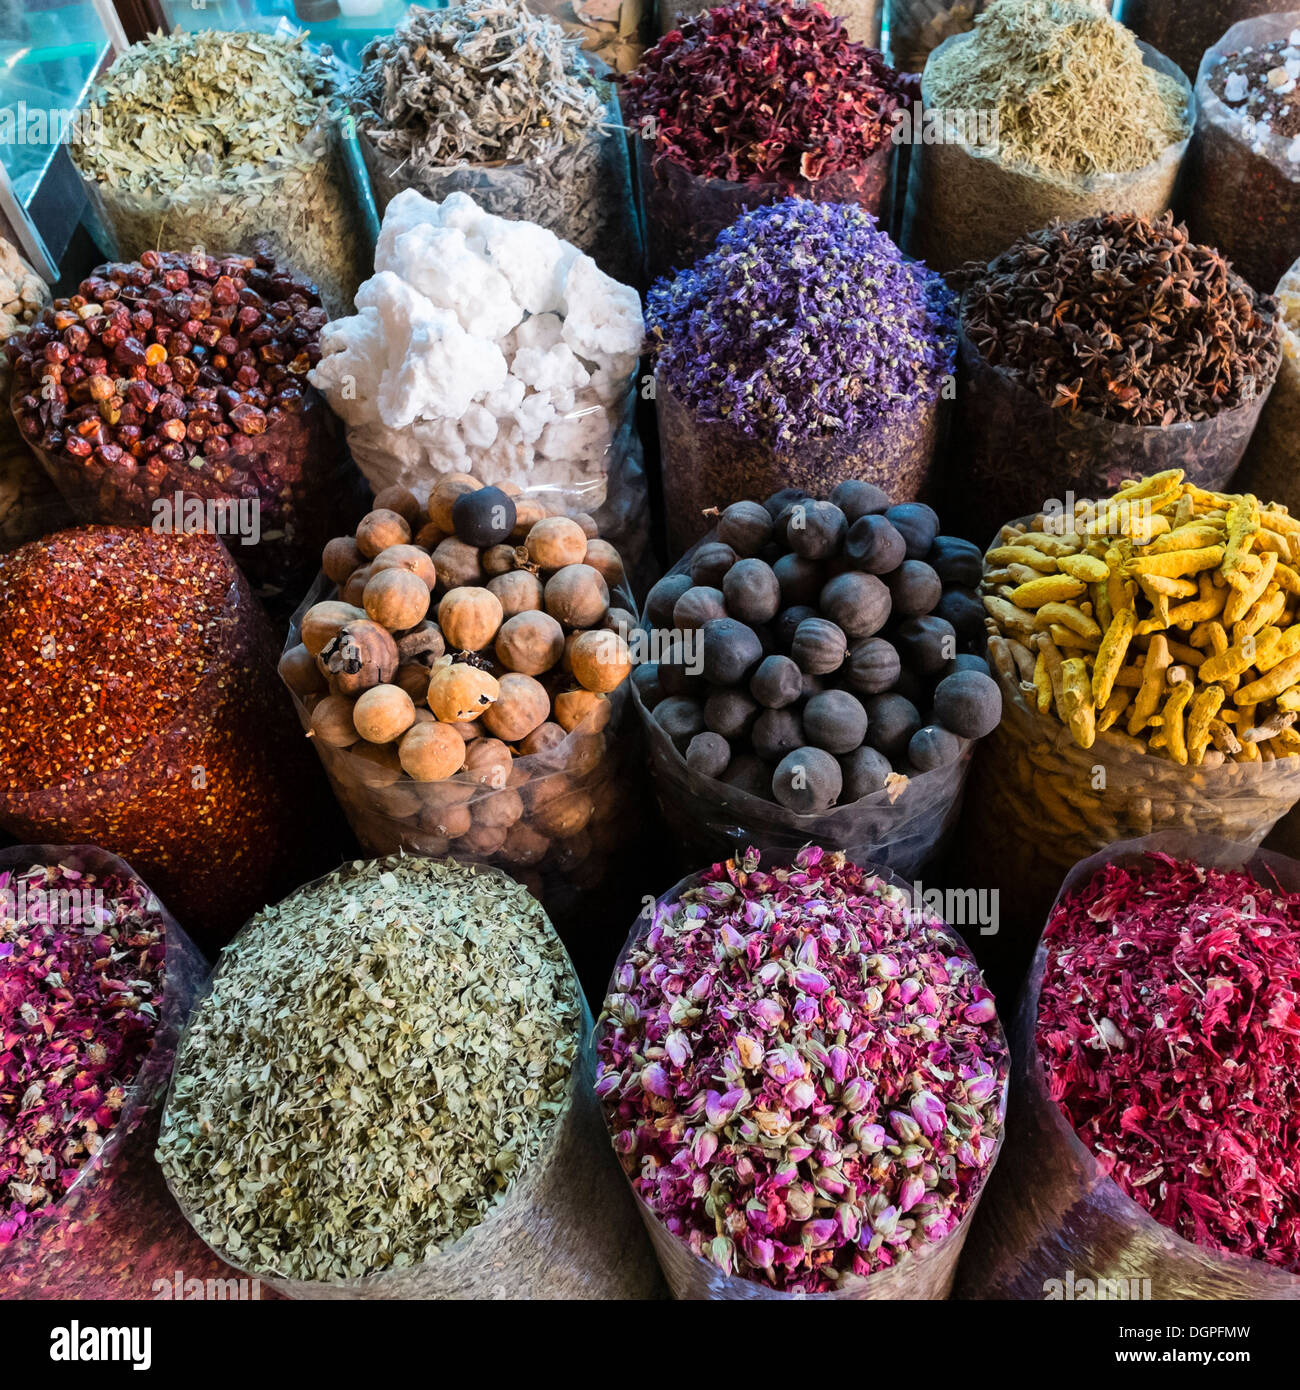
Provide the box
[1038,851,1300,1268]
[310,189,643,509]
[0,528,312,943]
[158,857,582,1284]
[596,847,1008,1293]
[283,478,636,901]
[981,471,1300,765]
[7,249,342,591]
[649,200,954,546]
[1,860,167,1248]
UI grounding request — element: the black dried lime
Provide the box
[724,557,782,625]
[830,479,891,521]
[933,669,1002,739]
[819,571,891,639]
[886,503,940,559]
[705,687,760,738]
[791,617,847,676]
[717,500,774,556]
[909,724,964,771]
[772,746,842,812]
[701,617,763,685]
[885,559,942,617]
[864,693,922,758]
[786,500,846,559]
[897,615,957,674]
[845,637,901,695]
[844,514,907,574]
[452,485,516,547]
[753,707,804,763]
[840,745,893,800]
[802,689,869,755]
[750,654,804,709]
[686,731,732,779]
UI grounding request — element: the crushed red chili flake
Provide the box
[0,526,315,943]
[1037,852,1300,1270]
[0,858,166,1248]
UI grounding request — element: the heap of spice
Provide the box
[0,528,313,943]
[636,485,1002,821]
[649,200,954,544]
[158,857,582,1284]
[7,250,344,594]
[351,3,633,280]
[627,1,907,273]
[908,0,1187,271]
[1207,30,1300,162]
[964,212,1281,427]
[924,0,1187,179]
[596,846,1008,1294]
[1038,852,1300,1268]
[282,479,636,899]
[1187,21,1300,293]
[71,30,362,316]
[627,1,904,184]
[981,471,1300,764]
[1,859,168,1248]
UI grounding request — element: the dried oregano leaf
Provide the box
[157,856,581,1283]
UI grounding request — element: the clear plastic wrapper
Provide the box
[963,650,1300,952]
[162,859,661,1300]
[9,373,354,604]
[659,0,881,43]
[656,375,940,556]
[637,687,971,879]
[76,110,366,321]
[1117,0,1278,81]
[959,831,1300,1300]
[636,135,892,281]
[1184,14,1300,294]
[948,325,1274,547]
[347,383,652,584]
[0,534,323,946]
[0,844,228,1300]
[597,854,1008,1299]
[358,85,641,288]
[285,575,644,924]
[0,445,71,553]
[903,39,1190,274]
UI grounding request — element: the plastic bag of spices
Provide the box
[966,498,1300,969]
[157,856,662,1299]
[0,844,237,1299]
[594,846,1010,1299]
[903,36,1191,274]
[1183,14,1300,295]
[959,832,1300,1300]
[284,570,644,926]
[7,250,360,609]
[631,512,1002,879]
[0,527,329,948]
[887,0,1115,74]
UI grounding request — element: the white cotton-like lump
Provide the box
[314,188,642,498]
[397,223,522,340]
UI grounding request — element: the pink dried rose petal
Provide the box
[596,846,1008,1294]
[1038,851,1300,1270]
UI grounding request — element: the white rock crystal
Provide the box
[1223,72,1249,104]
[312,189,644,502]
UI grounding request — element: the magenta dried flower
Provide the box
[595,847,1008,1294]
[1,860,167,1248]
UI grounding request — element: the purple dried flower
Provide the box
[647,200,956,454]
[595,848,1008,1293]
